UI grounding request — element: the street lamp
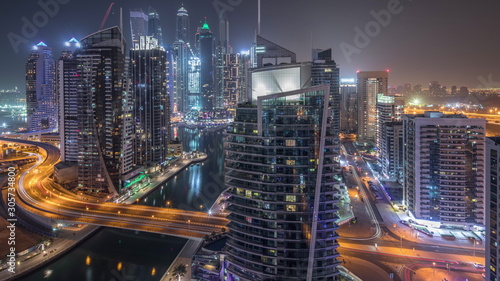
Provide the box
[400,235,404,249]
[199,205,203,211]
[432,262,436,276]
[473,241,479,257]
[166,201,171,208]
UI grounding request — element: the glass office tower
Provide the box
[224,85,341,280]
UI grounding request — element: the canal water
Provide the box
[19,127,225,281]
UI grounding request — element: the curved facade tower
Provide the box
[225,85,341,280]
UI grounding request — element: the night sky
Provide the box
[1,0,499,90]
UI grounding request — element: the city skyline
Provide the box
[1,0,500,89]
[0,1,497,280]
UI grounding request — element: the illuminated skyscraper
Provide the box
[76,26,133,194]
[198,19,214,112]
[26,41,57,131]
[58,38,81,162]
[176,6,190,43]
[340,78,357,133]
[129,8,148,48]
[130,36,170,169]
[403,111,485,228]
[487,137,500,281]
[376,94,404,180]
[148,7,163,47]
[357,71,388,141]
[225,85,341,280]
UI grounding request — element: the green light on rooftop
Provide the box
[202,22,210,30]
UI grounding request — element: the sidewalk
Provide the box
[0,224,99,281]
[161,239,203,281]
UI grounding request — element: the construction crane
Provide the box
[99,2,115,31]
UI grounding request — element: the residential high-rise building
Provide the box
[222,52,249,109]
[172,41,189,113]
[340,78,357,133]
[357,71,388,141]
[176,6,190,43]
[198,20,214,112]
[76,26,133,194]
[214,13,230,110]
[376,94,404,180]
[403,111,486,228]
[130,36,170,169]
[129,8,148,48]
[188,55,201,111]
[224,85,341,280]
[311,49,343,187]
[148,7,163,47]
[58,38,80,162]
[486,137,500,281]
[26,41,57,132]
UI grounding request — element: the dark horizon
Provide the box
[1,0,499,90]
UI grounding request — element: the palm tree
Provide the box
[172,264,187,281]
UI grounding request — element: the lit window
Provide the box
[286,205,297,212]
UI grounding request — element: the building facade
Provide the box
[224,85,341,280]
[129,8,148,47]
[26,42,57,132]
[147,7,163,47]
[75,27,133,194]
[176,6,190,43]
[199,21,215,112]
[376,94,404,180]
[58,38,81,162]
[130,36,170,169]
[403,111,485,228]
[340,78,357,133]
[357,71,388,141]
[487,137,500,281]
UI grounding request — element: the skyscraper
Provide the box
[58,38,80,162]
[376,94,404,180]
[26,41,57,132]
[130,36,170,169]
[129,8,148,48]
[76,26,132,194]
[486,137,500,281]
[187,55,201,111]
[340,78,357,133]
[357,71,388,141]
[176,6,190,43]
[172,41,189,113]
[311,49,342,188]
[403,111,485,228]
[224,85,340,280]
[198,20,214,112]
[148,7,163,47]
[222,52,249,109]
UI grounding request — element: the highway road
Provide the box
[0,137,228,239]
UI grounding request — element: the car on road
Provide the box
[400,220,411,227]
[474,263,485,269]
